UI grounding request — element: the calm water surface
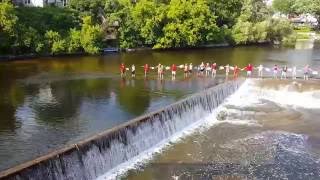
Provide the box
[0,45,320,171]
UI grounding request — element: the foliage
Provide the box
[0,0,299,55]
[0,0,17,33]
[232,0,294,45]
[154,0,219,48]
[15,6,79,35]
[80,16,102,54]
[267,18,294,42]
[272,0,297,15]
[207,0,244,27]
[0,0,17,53]
[282,33,297,47]
[44,30,67,54]
[68,28,82,53]
[68,0,105,22]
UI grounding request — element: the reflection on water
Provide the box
[0,46,320,171]
[124,79,320,179]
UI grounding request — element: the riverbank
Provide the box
[0,52,87,62]
[0,42,273,62]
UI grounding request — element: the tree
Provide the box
[0,0,18,53]
[207,0,244,27]
[68,0,105,22]
[80,16,102,54]
[232,0,272,44]
[272,0,297,15]
[131,0,165,45]
[45,30,66,54]
[68,28,82,53]
[154,0,219,48]
[0,0,17,33]
[267,18,294,42]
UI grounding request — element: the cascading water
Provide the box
[0,80,243,180]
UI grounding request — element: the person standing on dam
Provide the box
[292,66,297,79]
[171,64,177,80]
[189,63,193,75]
[199,62,205,75]
[144,64,149,78]
[211,63,217,78]
[205,63,211,76]
[157,63,162,79]
[160,64,164,80]
[233,65,240,79]
[258,64,263,78]
[120,63,126,78]
[225,64,230,77]
[184,63,189,78]
[281,65,287,79]
[273,65,278,79]
[304,65,311,80]
[131,64,136,78]
[245,64,253,77]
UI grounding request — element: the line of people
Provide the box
[120,62,317,80]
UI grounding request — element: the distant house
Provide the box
[12,0,67,7]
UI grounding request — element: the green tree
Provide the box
[68,0,105,22]
[272,0,297,15]
[105,0,141,48]
[80,16,102,54]
[131,0,165,45]
[232,0,272,44]
[155,0,219,48]
[45,30,66,54]
[0,0,18,53]
[68,28,82,53]
[207,0,244,27]
[267,18,294,42]
[0,0,17,33]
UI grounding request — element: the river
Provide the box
[0,44,320,173]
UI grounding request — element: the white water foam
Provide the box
[225,79,320,109]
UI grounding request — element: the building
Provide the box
[12,0,67,7]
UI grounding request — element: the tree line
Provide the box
[0,0,300,55]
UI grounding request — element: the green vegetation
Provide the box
[0,0,297,56]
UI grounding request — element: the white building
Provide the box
[13,0,67,7]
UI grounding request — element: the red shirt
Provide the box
[211,64,217,70]
[120,64,125,72]
[144,64,149,72]
[246,65,253,72]
[172,64,177,71]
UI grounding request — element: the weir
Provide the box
[0,80,243,180]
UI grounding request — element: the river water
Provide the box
[0,45,320,172]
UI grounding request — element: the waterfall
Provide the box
[0,80,243,180]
